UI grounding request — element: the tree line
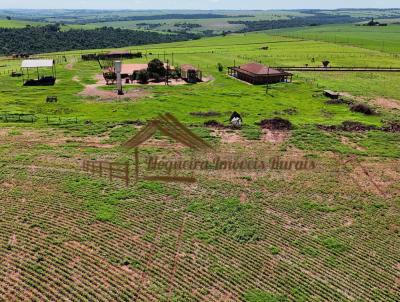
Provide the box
[0,25,200,55]
[229,13,366,32]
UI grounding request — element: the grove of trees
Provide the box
[0,25,199,55]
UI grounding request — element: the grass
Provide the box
[0,19,42,28]
[269,24,400,54]
[0,25,399,302]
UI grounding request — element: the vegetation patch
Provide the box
[187,198,262,244]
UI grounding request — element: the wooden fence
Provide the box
[272,66,400,72]
[82,160,130,186]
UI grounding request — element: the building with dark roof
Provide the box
[180,64,202,83]
[228,62,292,85]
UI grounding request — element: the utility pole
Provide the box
[165,60,169,86]
[266,66,270,94]
[115,61,124,95]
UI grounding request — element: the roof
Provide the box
[181,64,198,71]
[234,63,288,76]
[108,50,131,55]
[21,59,54,68]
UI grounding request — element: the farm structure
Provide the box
[228,62,292,85]
[20,59,56,86]
[118,63,175,78]
[180,64,202,83]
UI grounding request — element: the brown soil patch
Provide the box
[212,130,245,143]
[261,129,290,144]
[72,76,80,82]
[340,136,366,151]
[79,74,148,101]
[66,63,74,70]
[372,98,400,110]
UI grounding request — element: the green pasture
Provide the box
[269,24,400,54]
[0,31,399,157]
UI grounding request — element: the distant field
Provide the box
[63,11,310,34]
[0,19,42,28]
[269,24,400,54]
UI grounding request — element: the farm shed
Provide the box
[20,59,56,86]
[181,64,202,83]
[228,63,292,85]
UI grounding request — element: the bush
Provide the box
[217,63,224,72]
[322,60,330,67]
[147,58,166,77]
[136,70,149,84]
[350,103,375,115]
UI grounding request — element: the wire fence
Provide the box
[0,114,80,125]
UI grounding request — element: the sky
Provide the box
[0,0,399,10]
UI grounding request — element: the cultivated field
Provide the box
[0,28,399,301]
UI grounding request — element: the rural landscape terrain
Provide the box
[0,6,399,302]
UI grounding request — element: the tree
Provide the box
[322,60,330,67]
[147,58,166,77]
[217,63,224,72]
[6,16,11,20]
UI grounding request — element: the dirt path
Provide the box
[79,75,148,101]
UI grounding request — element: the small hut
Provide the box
[228,62,292,85]
[181,64,202,83]
[20,59,56,86]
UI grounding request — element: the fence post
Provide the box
[124,163,129,187]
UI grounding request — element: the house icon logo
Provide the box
[82,113,317,186]
[123,113,214,152]
[123,113,215,183]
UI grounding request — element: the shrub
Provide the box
[217,63,224,72]
[147,58,166,77]
[322,60,330,67]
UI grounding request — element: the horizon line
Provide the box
[1,7,400,11]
